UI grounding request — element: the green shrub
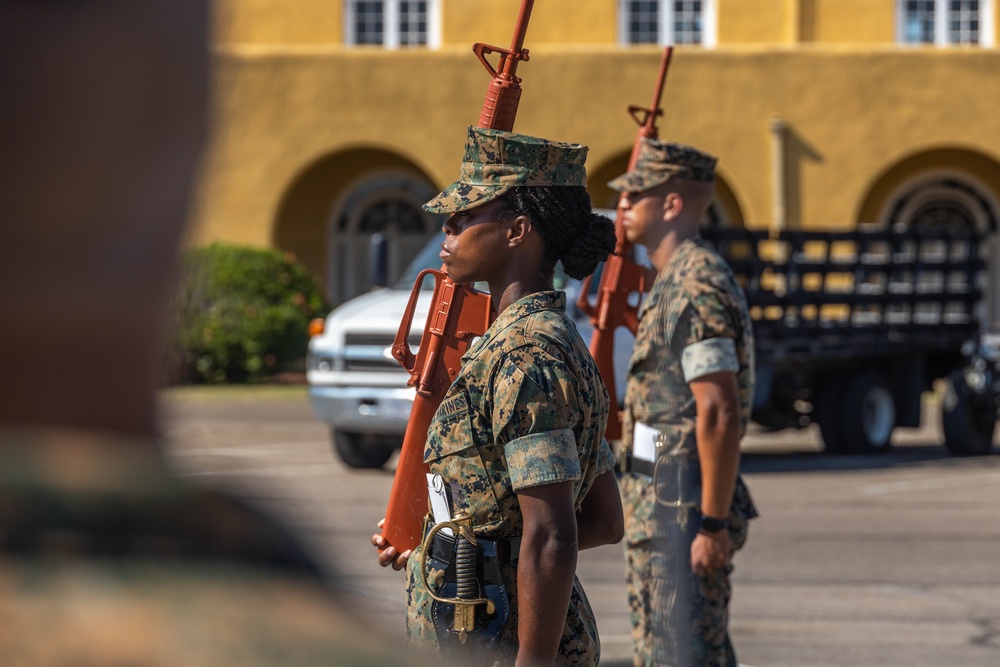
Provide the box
[169,243,327,384]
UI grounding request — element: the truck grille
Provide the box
[345,333,422,348]
[344,332,422,372]
[345,359,402,372]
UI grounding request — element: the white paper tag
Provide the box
[633,421,659,464]
[426,473,453,536]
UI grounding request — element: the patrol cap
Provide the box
[607,137,717,193]
[423,125,589,214]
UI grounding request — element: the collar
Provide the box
[465,291,566,361]
[653,236,703,286]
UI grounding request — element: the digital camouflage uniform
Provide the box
[0,428,418,667]
[423,125,589,214]
[610,139,758,667]
[404,291,617,666]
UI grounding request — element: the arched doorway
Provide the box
[882,174,997,233]
[273,148,440,306]
[876,169,1000,328]
[331,172,441,303]
[857,148,1000,231]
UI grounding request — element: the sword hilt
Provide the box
[418,514,496,644]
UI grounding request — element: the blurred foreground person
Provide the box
[0,3,412,665]
[609,140,758,666]
[372,127,624,666]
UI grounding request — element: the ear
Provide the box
[662,192,684,221]
[507,214,533,247]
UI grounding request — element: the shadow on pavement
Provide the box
[740,441,999,475]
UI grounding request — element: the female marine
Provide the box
[374,126,624,667]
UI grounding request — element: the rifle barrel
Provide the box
[508,0,535,57]
[641,47,673,138]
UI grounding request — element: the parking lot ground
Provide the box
[160,387,1000,666]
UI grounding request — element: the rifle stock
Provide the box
[576,47,673,442]
[380,0,535,554]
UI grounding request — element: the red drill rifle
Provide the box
[380,0,535,554]
[576,46,673,442]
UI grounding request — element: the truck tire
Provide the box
[942,371,996,456]
[333,430,395,469]
[840,373,895,454]
[813,375,849,454]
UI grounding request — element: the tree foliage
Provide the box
[169,244,327,383]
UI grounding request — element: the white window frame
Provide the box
[878,170,999,234]
[345,0,441,49]
[896,0,995,46]
[617,0,717,48]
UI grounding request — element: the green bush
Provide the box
[169,243,327,384]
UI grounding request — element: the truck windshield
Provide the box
[395,231,450,289]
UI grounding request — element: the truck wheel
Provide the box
[813,375,849,454]
[333,430,395,469]
[841,373,895,454]
[942,371,996,456]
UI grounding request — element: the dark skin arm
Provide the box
[514,480,577,667]
[371,518,410,570]
[576,469,624,550]
[689,370,741,576]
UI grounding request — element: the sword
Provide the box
[419,514,495,643]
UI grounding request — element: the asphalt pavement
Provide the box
[160,387,1000,666]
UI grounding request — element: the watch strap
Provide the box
[699,513,728,533]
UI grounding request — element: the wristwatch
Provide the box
[699,513,729,533]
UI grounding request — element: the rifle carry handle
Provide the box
[473,43,530,132]
[473,0,533,131]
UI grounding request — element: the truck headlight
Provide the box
[308,353,335,372]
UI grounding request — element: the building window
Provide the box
[352,1,385,45]
[346,0,439,48]
[898,0,995,45]
[398,1,428,46]
[619,0,717,46]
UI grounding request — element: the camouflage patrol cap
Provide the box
[607,137,717,193]
[423,126,589,214]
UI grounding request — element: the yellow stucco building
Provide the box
[194,0,1000,307]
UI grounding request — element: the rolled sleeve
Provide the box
[504,428,581,491]
[665,276,740,348]
[681,337,739,382]
[596,439,616,476]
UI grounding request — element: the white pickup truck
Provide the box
[307,229,635,468]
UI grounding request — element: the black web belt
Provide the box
[426,529,521,585]
[622,450,655,480]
